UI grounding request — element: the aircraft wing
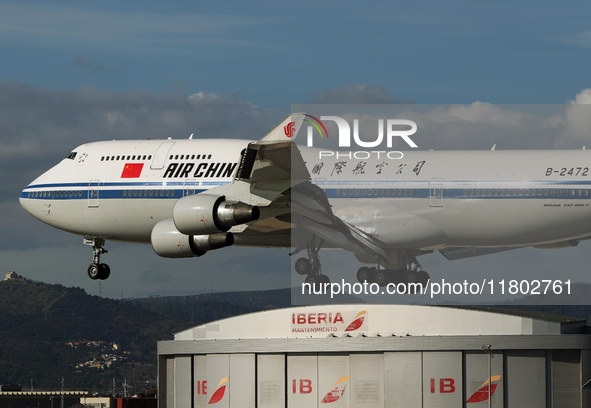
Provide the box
[207,113,389,259]
[438,246,524,260]
[440,234,591,260]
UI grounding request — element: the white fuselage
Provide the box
[20,139,591,251]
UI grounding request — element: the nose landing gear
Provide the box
[84,237,111,280]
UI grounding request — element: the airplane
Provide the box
[19,113,591,286]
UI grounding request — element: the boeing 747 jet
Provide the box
[20,114,591,286]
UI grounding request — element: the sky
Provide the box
[1,0,591,299]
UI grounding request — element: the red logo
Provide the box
[466,375,501,403]
[321,376,349,404]
[284,121,296,138]
[291,310,367,334]
[344,311,366,332]
[121,163,144,178]
[208,377,228,404]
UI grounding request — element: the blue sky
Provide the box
[1,0,590,105]
[2,0,591,299]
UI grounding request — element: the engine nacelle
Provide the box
[173,194,260,235]
[151,219,234,258]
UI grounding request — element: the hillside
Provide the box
[1,277,589,395]
[0,279,246,393]
[0,279,302,394]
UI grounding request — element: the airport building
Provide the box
[157,304,591,407]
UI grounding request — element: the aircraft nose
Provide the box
[19,188,34,215]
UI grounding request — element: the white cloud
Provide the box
[310,85,414,104]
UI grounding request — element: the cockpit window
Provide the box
[66,152,77,160]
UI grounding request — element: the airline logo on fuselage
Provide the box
[162,162,237,179]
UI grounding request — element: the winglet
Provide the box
[257,113,306,145]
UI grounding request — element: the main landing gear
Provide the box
[292,244,431,291]
[84,237,111,280]
[292,238,330,287]
[356,266,430,287]
[356,250,430,288]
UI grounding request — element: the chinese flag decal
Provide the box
[121,163,144,178]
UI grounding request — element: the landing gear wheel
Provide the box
[390,269,406,285]
[407,270,429,293]
[99,263,111,280]
[374,270,389,287]
[305,274,320,292]
[85,237,110,280]
[295,257,311,275]
[357,267,371,283]
[88,263,100,280]
[417,270,430,286]
[319,274,330,284]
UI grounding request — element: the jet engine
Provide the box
[151,219,234,258]
[173,194,260,235]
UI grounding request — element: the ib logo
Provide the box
[466,375,501,403]
[208,377,228,405]
[344,311,366,332]
[321,376,350,404]
[290,114,418,148]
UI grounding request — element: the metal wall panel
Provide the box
[384,352,422,408]
[582,350,591,408]
[422,352,462,408]
[194,355,207,408]
[207,354,230,408]
[165,357,175,408]
[350,353,384,407]
[229,354,256,408]
[287,354,318,408]
[506,350,545,408]
[464,352,503,407]
[174,356,192,408]
[552,350,580,408]
[257,354,285,407]
[318,354,350,407]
